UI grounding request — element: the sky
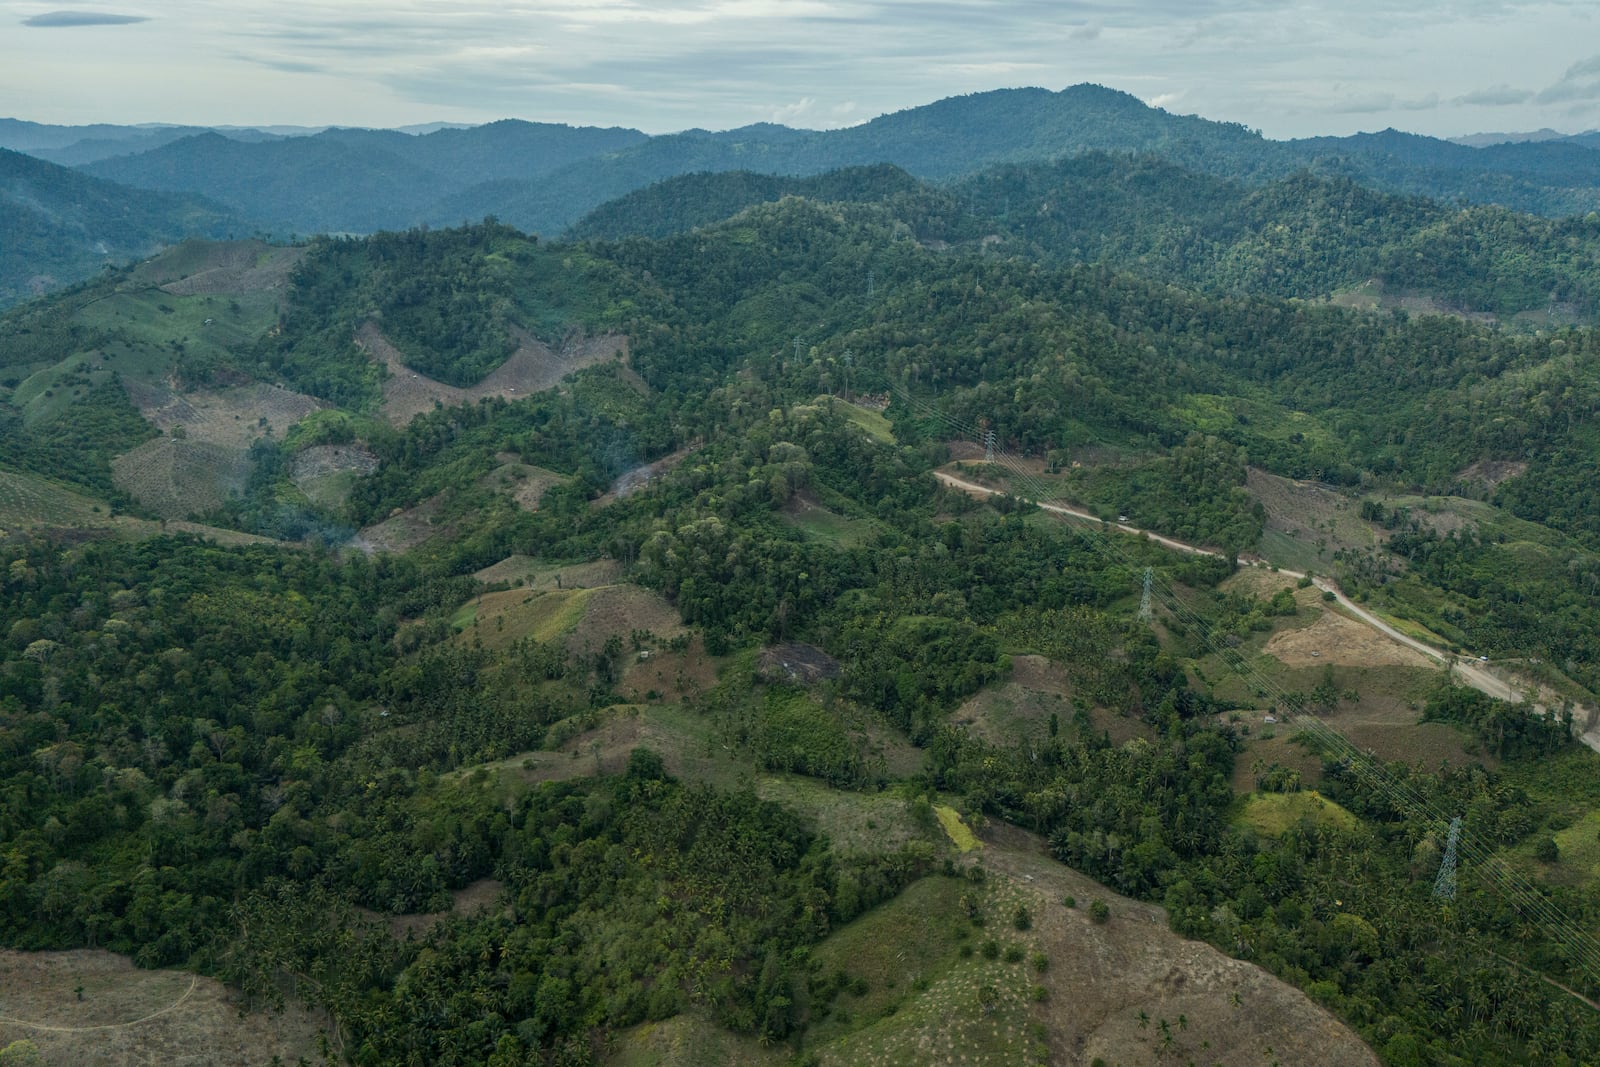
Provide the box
[2,0,1599,140]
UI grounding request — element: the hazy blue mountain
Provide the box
[56,84,1600,240]
[83,121,650,234]
[0,147,238,307]
[437,86,1600,234]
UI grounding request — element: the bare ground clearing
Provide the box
[134,240,305,296]
[1264,606,1434,669]
[1247,467,1385,558]
[359,322,626,427]
[0,948,325,1066]
[111,437,252,520]
[593,443,701,507]
[352,492,451,555]
[124,380,324,449]
[478,455,566,511]
[977,823,1378,1067]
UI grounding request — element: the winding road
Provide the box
[933,469,1595,749]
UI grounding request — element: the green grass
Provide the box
[840,402,895,443]
[783,506,875,547]
[934,805,981,852]
[1549,811,1600,884]
[1236,791,1360,836]
[0,469,112,529]
[450,601,478,631]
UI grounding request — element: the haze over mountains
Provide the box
[6,82,1600,311]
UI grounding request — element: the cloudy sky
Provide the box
[2,0,1598,139]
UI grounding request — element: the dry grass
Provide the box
[608,1013,787,1067]
[360,323,626,427]
[978,823,1379,1067]
[132,240,305,296]
[473,555,624,589]
[353,492,452,554]
[477,456,566,511]
[289,443,379,508]
[1247,468,1386,572]
[110,437,253,520]
[1263,602,1434,669]
[124,380,324,450]
[0,949,326,1067]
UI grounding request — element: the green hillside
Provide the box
[5,168,1600,1067]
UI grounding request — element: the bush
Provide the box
[1089,899,1110,923]
[981,940,1000,959]
[1012,904,1032,930]
[1062,894,1076,908]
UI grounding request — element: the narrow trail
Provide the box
[933,468,1597,752]
[0,975,197,1032]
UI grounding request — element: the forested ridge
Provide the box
[4,157,1600,1065]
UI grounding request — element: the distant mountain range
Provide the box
[7,85,1600,310]
[21,85,1600,241]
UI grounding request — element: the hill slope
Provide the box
[0,148,239,307]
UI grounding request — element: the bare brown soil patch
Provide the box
[593,442,701,507]
[621,634,721,703]
[978,822,1378,1067]
[757,641,841,685]
[1264,606,1433,669]
[125,380,325,450]
[478,455,565,511]
[290,443,379,507]
[473,555,624,589]
[359,323,626,427]
[1456,459,1528,489]
[1248,468,1385,553]
[564,584,686,658]
[131,240,305,296]
[111,437,252,520]
[353,492,450,554]
[0,948,325,1066]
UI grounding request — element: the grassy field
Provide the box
[781,493,877,547]
[0,469,112,529]
[840,401,895,443]
[1236,791,1360,836]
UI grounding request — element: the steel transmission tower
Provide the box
[1434,816,1462,900]
[984,429,996,464]
[1138,567,1154,622]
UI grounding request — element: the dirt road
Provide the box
[934,468,1597,750]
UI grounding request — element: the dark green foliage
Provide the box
[1422,683,1572,760]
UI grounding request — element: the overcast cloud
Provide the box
[2,0,1597,137]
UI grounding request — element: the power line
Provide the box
[880,379,1600,987]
